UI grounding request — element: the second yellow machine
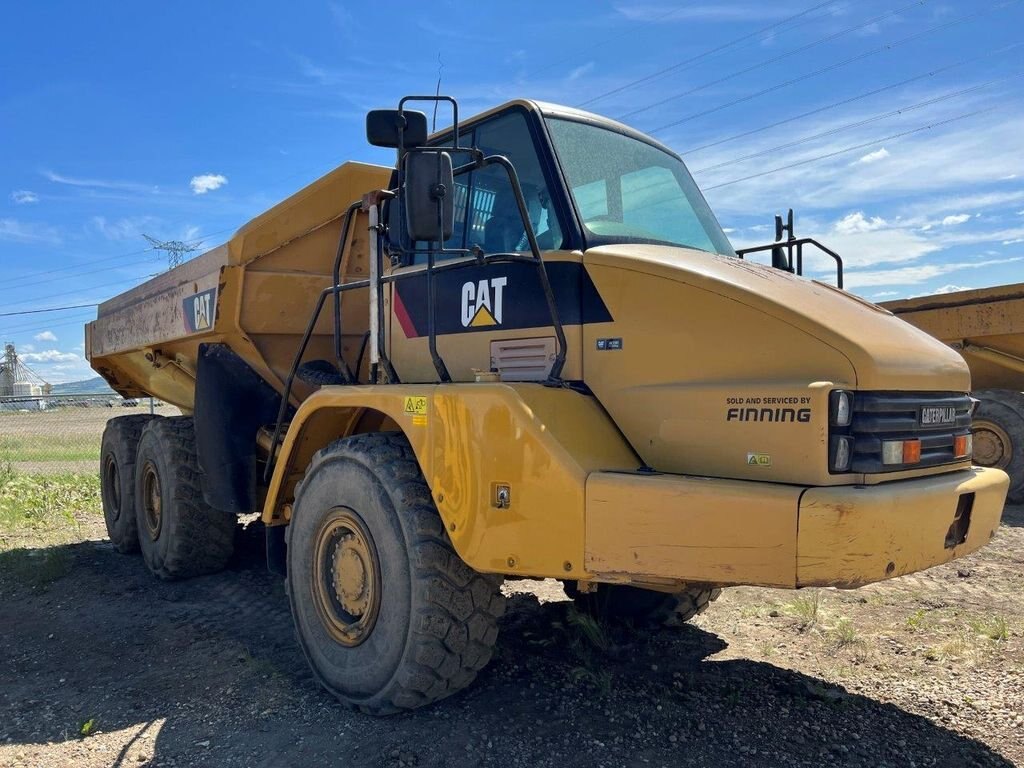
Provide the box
[87,96,1007,714]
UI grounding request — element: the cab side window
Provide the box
[392,111,563,264]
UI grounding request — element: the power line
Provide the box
[0,224,236,289]
[576,0,839,108]
[3,274,156,311]
[0,312,97,336]
[648,0,1020,134]
[617,0,932,122]
[0,303,99,318]
[691,74,1022,174]
[680,42,1024,155]
[610,0,933,120]
[529,1,704,79]
[2,255,165,293]
[702,105,997,191]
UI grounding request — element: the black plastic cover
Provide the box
[404,151,455,242]
[366,109,428,148]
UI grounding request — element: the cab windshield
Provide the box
[545,117,734,256]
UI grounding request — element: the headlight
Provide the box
[830,435,853,472]
[830,390,852,427]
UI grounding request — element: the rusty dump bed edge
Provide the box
[882,283,1024,314]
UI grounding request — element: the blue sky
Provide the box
[2,0,1023,382]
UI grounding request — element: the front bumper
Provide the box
[584,466,1008,589]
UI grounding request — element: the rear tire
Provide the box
[134,416,235,580]
[972,389,1024,503]
[564,582,721,627]
[287,432,505,715]
[100,414,157,553]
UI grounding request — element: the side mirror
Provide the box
[771,245,792,272]
[366,109,429,149]
[404,151,455,242]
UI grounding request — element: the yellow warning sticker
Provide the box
[404,396,428,417]
[747,452,772,467]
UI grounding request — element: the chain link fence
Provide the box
[0,395,181,475]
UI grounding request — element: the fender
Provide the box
[262,382,640,578]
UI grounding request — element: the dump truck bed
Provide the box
[881,283,1024,391]
[85,161,390,409]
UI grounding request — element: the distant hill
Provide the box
[51,376,116,395]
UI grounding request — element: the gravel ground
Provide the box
[0,506,1021,767]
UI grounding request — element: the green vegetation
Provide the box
[785,590,821,631]
[829,617,859,647]
[0,467,101,532]
[0,465,102,589]
[0,432,101,464]
[905,608,929,632]
[969,615,1010,642]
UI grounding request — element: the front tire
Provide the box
[100,414,157,553]
[287,432,505,715]
[134,416,235,580]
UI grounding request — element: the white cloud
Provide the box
[834,211,887,234]
[1003,238,1024,245]
[941,213,971,226]
[21,349,81,363]
[568,62,595,82]
[843,257,1023,288]
[616,4,800,22]
[33,331,57,342]
[11,190,39,204]
[0,218,61,244]
[933,284,972,294]
[872,291,899,298]
[91,215,158,240]
[42,169,156,193]
[853,147,889,165]
[190,173,228,195]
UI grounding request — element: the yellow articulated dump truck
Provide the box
[86,96,1008,714]
[881,285,1024,504]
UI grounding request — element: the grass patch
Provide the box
[0,434,101,463]
[905,608,930,632]
[0,466,101,589]
[829,617,859,647]
[924,636,969,662]
[968,615,1009,642]
[0,468,101,533]
[785,590,822,631]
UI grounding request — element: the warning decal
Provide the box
[747,453,772,467]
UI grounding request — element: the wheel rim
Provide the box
[103,454,120,520]
[312,507,381,647]
[973,419,1012,468]
[141,461,163,541]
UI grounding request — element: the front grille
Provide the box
[846,392,972,473]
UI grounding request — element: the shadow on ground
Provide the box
[999,503,1023,528]
[0,529,1014,768]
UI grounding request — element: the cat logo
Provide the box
[461,277,507,328]
[183,288,216,333]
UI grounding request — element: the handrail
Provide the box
[735,237,844,290]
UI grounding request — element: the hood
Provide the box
[584,244,970,392]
